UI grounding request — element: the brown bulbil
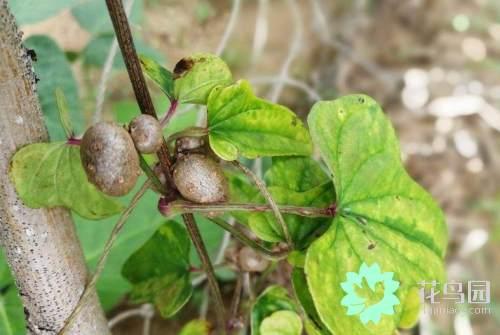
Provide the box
[238,246,269,272]
[129,114,163,154]
[80,122,140,196]
[175,136,204,154]
[172,154,228,203]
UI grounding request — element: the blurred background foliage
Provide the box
[1,0,499,334]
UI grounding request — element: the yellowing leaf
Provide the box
[208,80,313,161]
[173,53,232,104]
[9,142,122,219]
[304,95,448,335]
[260,310,303,335]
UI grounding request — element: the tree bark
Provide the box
[0,1,110,334]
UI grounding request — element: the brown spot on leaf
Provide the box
[368,243,376,250]
[173,57,195,79]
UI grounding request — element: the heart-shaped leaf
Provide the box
[251,286,297,335]
[304,95,447,335]
[208,81,313,161]
[173,53,232,104]
[260,310,303,335]
[122,221,193,318]
[9,142,123,219]
[140,54,174,100]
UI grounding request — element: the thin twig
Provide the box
[232,161,293,247]
[208,217,289,260]
[93,0,135,124]
[216,0,242,56]
[59,180,151,334]
[159,100,178,127]
[163,200,336,218]
[107,303,154,330]
[308,0,395,87]
[250,75,322,101]
[183,213,227,334]
[228,272,243,331]
[251,0,269,64]
[268,0,303,103]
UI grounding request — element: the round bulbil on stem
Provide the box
[238,246,269,272]
[173,154,228,203]
[129,114,163,154]
[80,122,140,196]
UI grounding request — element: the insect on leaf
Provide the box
[122,221,193,318]
[9,142,123,220]
[208,80,313,161]
[304,94,448,335]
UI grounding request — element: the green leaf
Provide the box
[173,53,232,104]
[55,88,74,138]
[25,35,83,141]
[291,268,330,334]
[75,180,164,310]
[9,142,123,219]
[226,157,334,246]
[251,286,297,335]
[305,94,448,335]
[0,251,25,335]
[179,319,211,335]
[72,0,143,34]
[140,55,174,100]
[10,0,80,24]
[260,310,303,335]
[122,221,193,318]
[208,80,312,161]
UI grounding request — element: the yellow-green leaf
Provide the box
[305,94,448,335]
[179,320,211,335]
[173,53,232,104]
[208,80,313,161]
[251,286,297,335]
[260,310,303,335]
[9,142,122,219]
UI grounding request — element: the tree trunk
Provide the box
[0,1,110,334]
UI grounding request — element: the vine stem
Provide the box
[207,217,289,260]
[232,161,293,247]
[164,201,336,218]
[59,180,151,335]
[159,99,178,127]
[106,0,227,332]
[166,126,209,143]
[182,213,227,334]
[105,0,174,193]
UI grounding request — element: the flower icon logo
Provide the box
[340,262,400,325]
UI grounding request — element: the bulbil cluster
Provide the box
[80,119,228,204]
